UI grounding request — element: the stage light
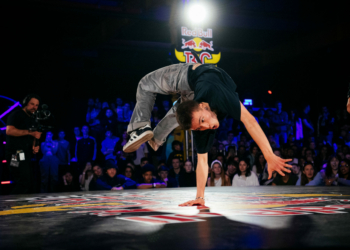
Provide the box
[268,90,272,94]
[2,160,6,163]
[0,102,20,119]
[187,3,208,23]
[243,99,253,106]
[1,181,12,185]
[0,127,6,131]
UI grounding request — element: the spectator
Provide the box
[168,157,184,187]
[301,104,314,139]
[179,160,196,187]
[257,109,270,135]
[40,131,59,193]
[159,100,170,118]
[207,160,231,187]
[96,160,137,190]
[134,143,149,166]
[55,129,71,177]
[61,171,81,192]
[86,98,102,139]
[296,162,323,186]
[338,159,350,186]
[290,159,301,179]
[140,157,149,167]
[267,135,278,149]
[225,158,238,182]
[123,103,133,122]
[272,165,298,186]
[217,143,226,155]
[150,105,160,126]
[232,158,259,187]
[320,155,340,186]
[237,145,247,159]
[216,153,225,166]
[76,125,96,175]
[247,144,259,168]
[95,98,102,110]
[89,164,104,191]
[221,131,237,150]
[100,108,118,135]
[208,144,218,165]
[315,145,329,171]
[252,153,266,178]
[70,126,82,162]
[101,130,119,161]
[225,146,236,162]
[317,106,334,143]
[124,165,135,180]
[287,110,297,138]
[102,101,109,109]
[166,140,184,167]
[272,101,289,147]
[114,131,129,154]
[137,164,166,189]
[157,166,177,188]
[265,109,276,136]
[79,162,94,191]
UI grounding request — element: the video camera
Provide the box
[28,104,54,133]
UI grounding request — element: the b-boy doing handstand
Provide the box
[123,63,292,206]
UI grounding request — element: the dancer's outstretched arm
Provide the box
[179,153,208,206]
[239,102,292,179]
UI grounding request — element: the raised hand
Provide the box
[266,154,292,179]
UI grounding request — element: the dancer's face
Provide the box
[191,102,219,131]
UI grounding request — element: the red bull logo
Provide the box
[181,27,213,38]
[176,26,220,64]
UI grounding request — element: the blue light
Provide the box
[243,99,253,106]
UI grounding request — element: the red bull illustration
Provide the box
[198,40,214,51]
[181,39,197,50]
[175,26,221,64]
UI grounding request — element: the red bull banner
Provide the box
[175,26,221,64]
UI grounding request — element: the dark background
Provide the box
[1,0,349,131]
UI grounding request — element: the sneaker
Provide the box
[148,138,160,152]
[123,125,154,153]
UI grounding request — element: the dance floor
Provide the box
[1,186,350,249]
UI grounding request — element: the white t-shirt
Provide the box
[134,143,149,165]
[232,172,260,187]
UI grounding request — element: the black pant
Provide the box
[6,152,33,194]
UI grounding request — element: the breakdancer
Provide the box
[123,63,292,206]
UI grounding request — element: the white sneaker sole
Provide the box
[123,131,154,153]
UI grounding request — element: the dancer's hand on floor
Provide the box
[266,154,292,179]
[179,198,205,207]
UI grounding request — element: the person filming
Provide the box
[5,94,42,194]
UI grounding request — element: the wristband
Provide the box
[196,197,205,200]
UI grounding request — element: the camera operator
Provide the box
[5,94,42,194]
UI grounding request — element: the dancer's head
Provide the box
[176,101,219,131]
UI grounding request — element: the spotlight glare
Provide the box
[268,90,272,95]
[187,4,207,23]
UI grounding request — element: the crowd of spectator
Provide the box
[6,96,350,194]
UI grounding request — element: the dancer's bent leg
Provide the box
[149,92,194,151]
[124,64,193,153]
